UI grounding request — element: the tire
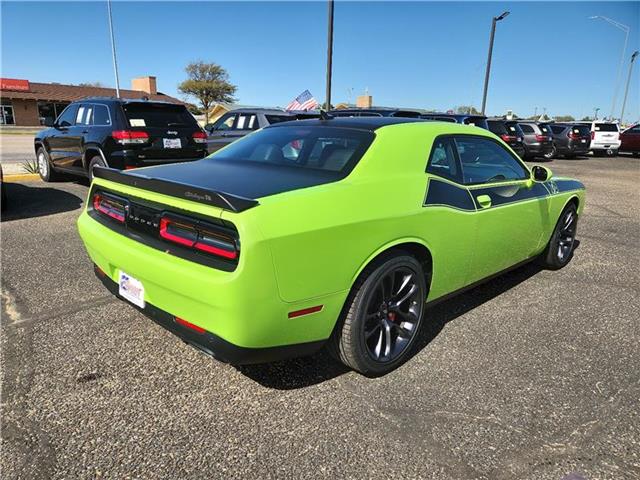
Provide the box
[328,251,427,376]
[1,184,7,212]
[543,145,556,160]
[591,150,601,157]
[538,204,578,270]
[87,155,107,182]
[605,149,616,157]
[36,147,62,182]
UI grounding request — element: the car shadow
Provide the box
[238,260,548,390]
[0,182,83,222]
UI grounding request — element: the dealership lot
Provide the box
[1,156,639,479]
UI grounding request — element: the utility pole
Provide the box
[325,0,334,111]
[107,0,121,98]
[620,51,639,124]
[594,107,600,120]
[480,11,510,115]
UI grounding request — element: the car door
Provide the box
[454,135,549,283]
[206,113,238,153]
[48,103,78,165]
[70,104,94,170]
[422,136,478,299]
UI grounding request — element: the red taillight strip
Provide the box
[288,305,323,319]
[192,131,207,143]
[194,241,238,259]
[175,317,206,334]
[159,216,238,260]
[159,217,196,247]
[93,193,125,222]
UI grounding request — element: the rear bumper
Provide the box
[590,143,621,151]
[78,207,344,360]
[526,143,553,156]
[95,266,324,364]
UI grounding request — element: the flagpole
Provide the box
[107,0,121,98]
[325,0,334,110]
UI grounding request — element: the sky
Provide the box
[1,1,639,121]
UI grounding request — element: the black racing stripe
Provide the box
[470,182,549,208]
[548,179,585,193]
[424,179,475,211]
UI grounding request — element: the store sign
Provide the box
[0,78,30,92]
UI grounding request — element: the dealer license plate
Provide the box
[163,138,182,149]
[581,139,586,143]
[119,271,145,308]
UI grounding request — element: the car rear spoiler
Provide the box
[93,167,259,213]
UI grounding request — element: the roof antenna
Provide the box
[319,109,333,121]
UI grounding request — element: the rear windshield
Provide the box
[463,116,484,126]
[487,121,508,135]
[265,115,295,124]
[212,126,375,173]
[594,123,619,132]
[123,103,196,128]
[572,125,591,136]
[538,124,551,134]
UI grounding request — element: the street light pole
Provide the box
[480,11,509,115]
[620,51,639,124]
[107,0,121,98]
[589,16,630,120]
[325,0,334,111]
[594,107,600,120]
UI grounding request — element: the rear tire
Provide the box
[88,155,107,182]
[543,145,556,160]
[538,204,578,270]
[37,147,62,182]
[328,251,426,376]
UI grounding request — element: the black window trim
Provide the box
[426,133,532,188]
[55,103,79,127]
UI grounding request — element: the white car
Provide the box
[590,121,621,156]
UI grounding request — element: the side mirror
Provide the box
[532,165,552,182]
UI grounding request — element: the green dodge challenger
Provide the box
[78,118,585,375]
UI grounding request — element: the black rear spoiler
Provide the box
[93,167,259,213]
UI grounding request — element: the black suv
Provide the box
[487,118,526,158]
[34,97,208,182]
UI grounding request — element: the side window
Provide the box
[455,136,529,185]
[426,137,460,182]
[519,124,535,134]
[76,105,93,126]
[236,114,258,130]
[214,113,236,131]
[92,105,111,126]
[630,125,640,133]
[550,125,564,134]
[56,104,78,127]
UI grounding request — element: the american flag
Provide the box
[286,90,319,111]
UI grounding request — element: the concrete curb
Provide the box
[3,174,41,183]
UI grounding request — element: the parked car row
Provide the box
[32,97,640,184]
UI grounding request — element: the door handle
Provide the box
[476,194,492,209]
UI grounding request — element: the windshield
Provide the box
[212,126,375,173]
[123,103,196,128]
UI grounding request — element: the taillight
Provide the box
[175,316,207,334]
[92,192,126,223]
[192,131,207,144]
[112,130,149,145]
[591,131,595,140]
[568,132,579,140]
[535,134,549,142]
[159,215,238,260]
[500,134,510,142]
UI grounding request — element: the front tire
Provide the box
[37,147,62,182]
[539,204,578,270]
[329,252,426,376]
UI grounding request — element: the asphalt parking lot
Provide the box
[1,155,639,479]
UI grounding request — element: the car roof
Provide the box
[231,108,292,115]
[266,116,429,131]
